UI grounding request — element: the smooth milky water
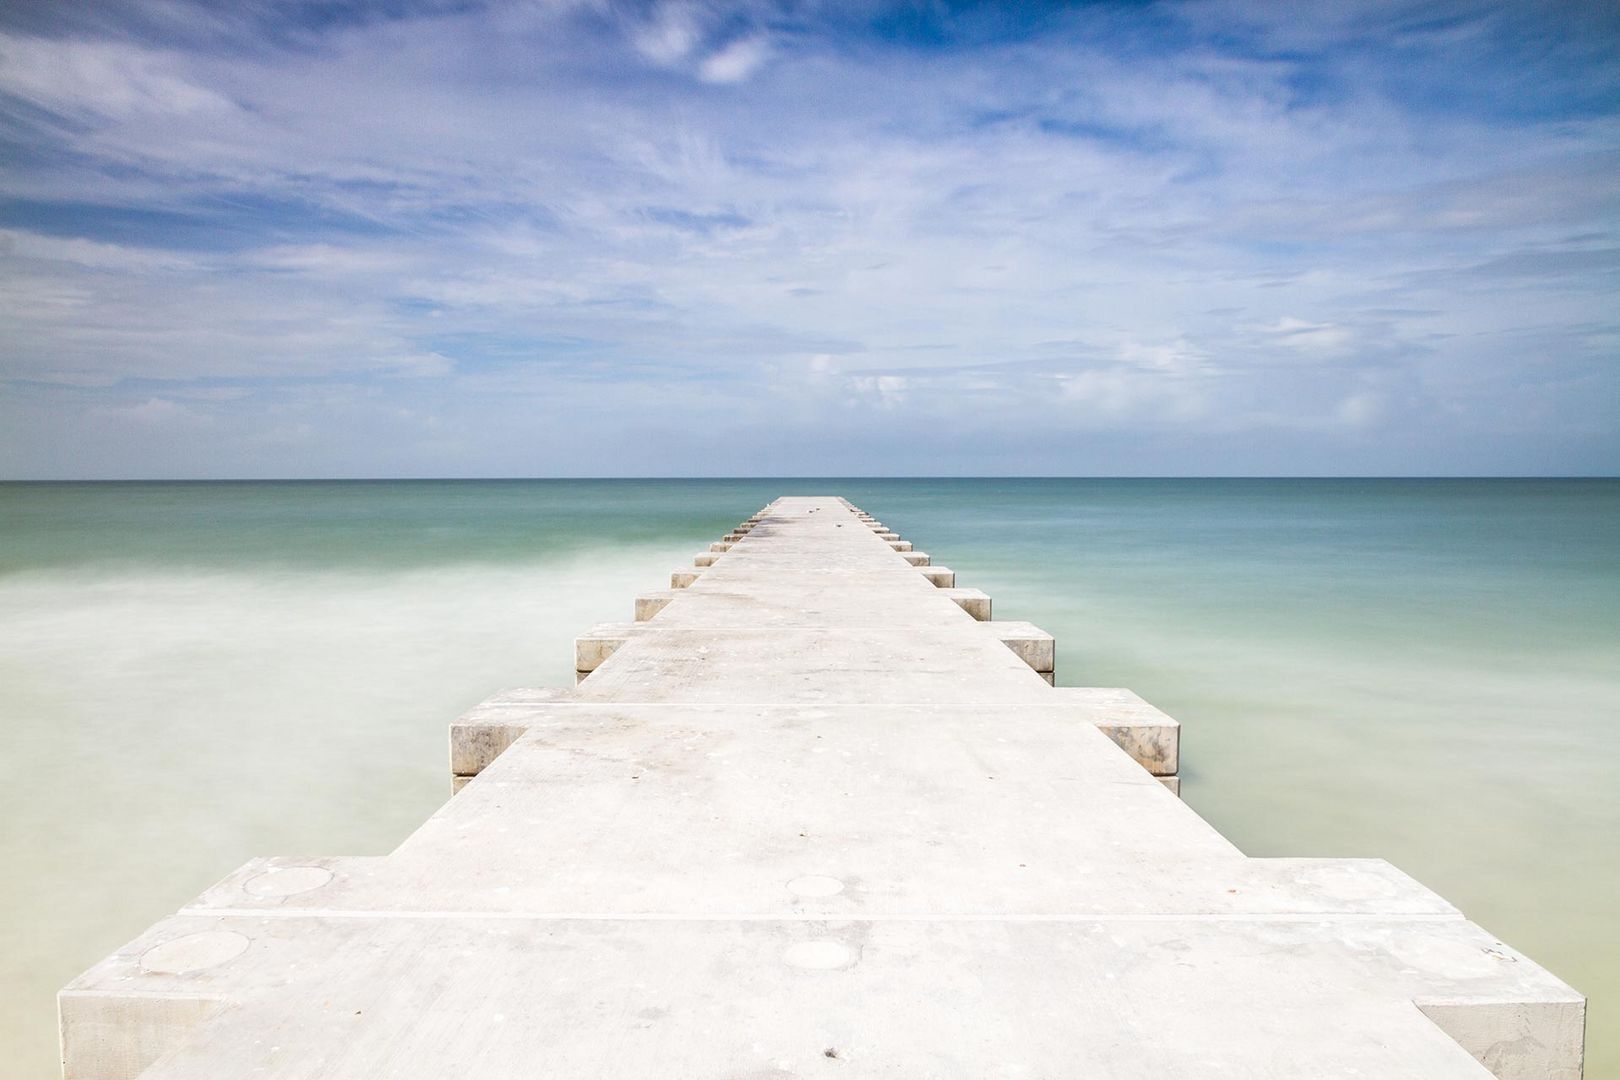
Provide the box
[1,479,1616,1077]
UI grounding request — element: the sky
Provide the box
[0,0,1616,478]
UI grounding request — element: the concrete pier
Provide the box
[61,497,1583,1078]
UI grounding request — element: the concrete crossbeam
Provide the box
[634,591,676,621]
[448,687,572,777]
[1051,686,1180,776]
[574,623,636,672]
[943,587,991,620]
[992,619,1054,674]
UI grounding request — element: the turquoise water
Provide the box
[1,479,1615,1076]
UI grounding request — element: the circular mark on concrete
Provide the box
[140,931,250,974]
[782,940,854,970]
[244,865,334,898]
[786,876,844,898]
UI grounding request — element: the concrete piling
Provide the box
[633,591,676,621]
[992,620,1054,678]
[942,586,991,620]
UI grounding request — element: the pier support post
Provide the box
[943,587,991,620]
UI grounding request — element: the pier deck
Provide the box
[61,497,1583,1078]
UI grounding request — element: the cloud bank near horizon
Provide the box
[1,0,1617,477]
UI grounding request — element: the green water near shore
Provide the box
[1,478,1616,1076]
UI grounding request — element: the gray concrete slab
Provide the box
[66,913,1580,1080]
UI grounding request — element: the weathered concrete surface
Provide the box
[992,618,1055,676]
[62,496,1583,1079]
[942,585,991,620]
[633,590,676,621]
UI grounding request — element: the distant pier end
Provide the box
[61,497,1583,1079]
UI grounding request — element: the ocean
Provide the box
[1,478,1615,1076]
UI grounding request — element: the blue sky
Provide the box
[1,0,1616,477]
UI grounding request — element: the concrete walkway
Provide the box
[61,496,1584,1078]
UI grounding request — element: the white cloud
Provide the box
[629,3,702,65]
[91,397,215,428]
[848,373,909,408]
[0,31,233,117]
[1336,391,1383,428]
[1,1,1616,475]
[0,228,198,270]
[699,36,770,84]
[1257,318,1357,353]
[383,352,456,378]
[1117,339,1210,375]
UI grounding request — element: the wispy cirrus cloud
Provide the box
[0,0,1616,476]
[0,30,232,116]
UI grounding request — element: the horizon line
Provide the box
[4,475,1619,483]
